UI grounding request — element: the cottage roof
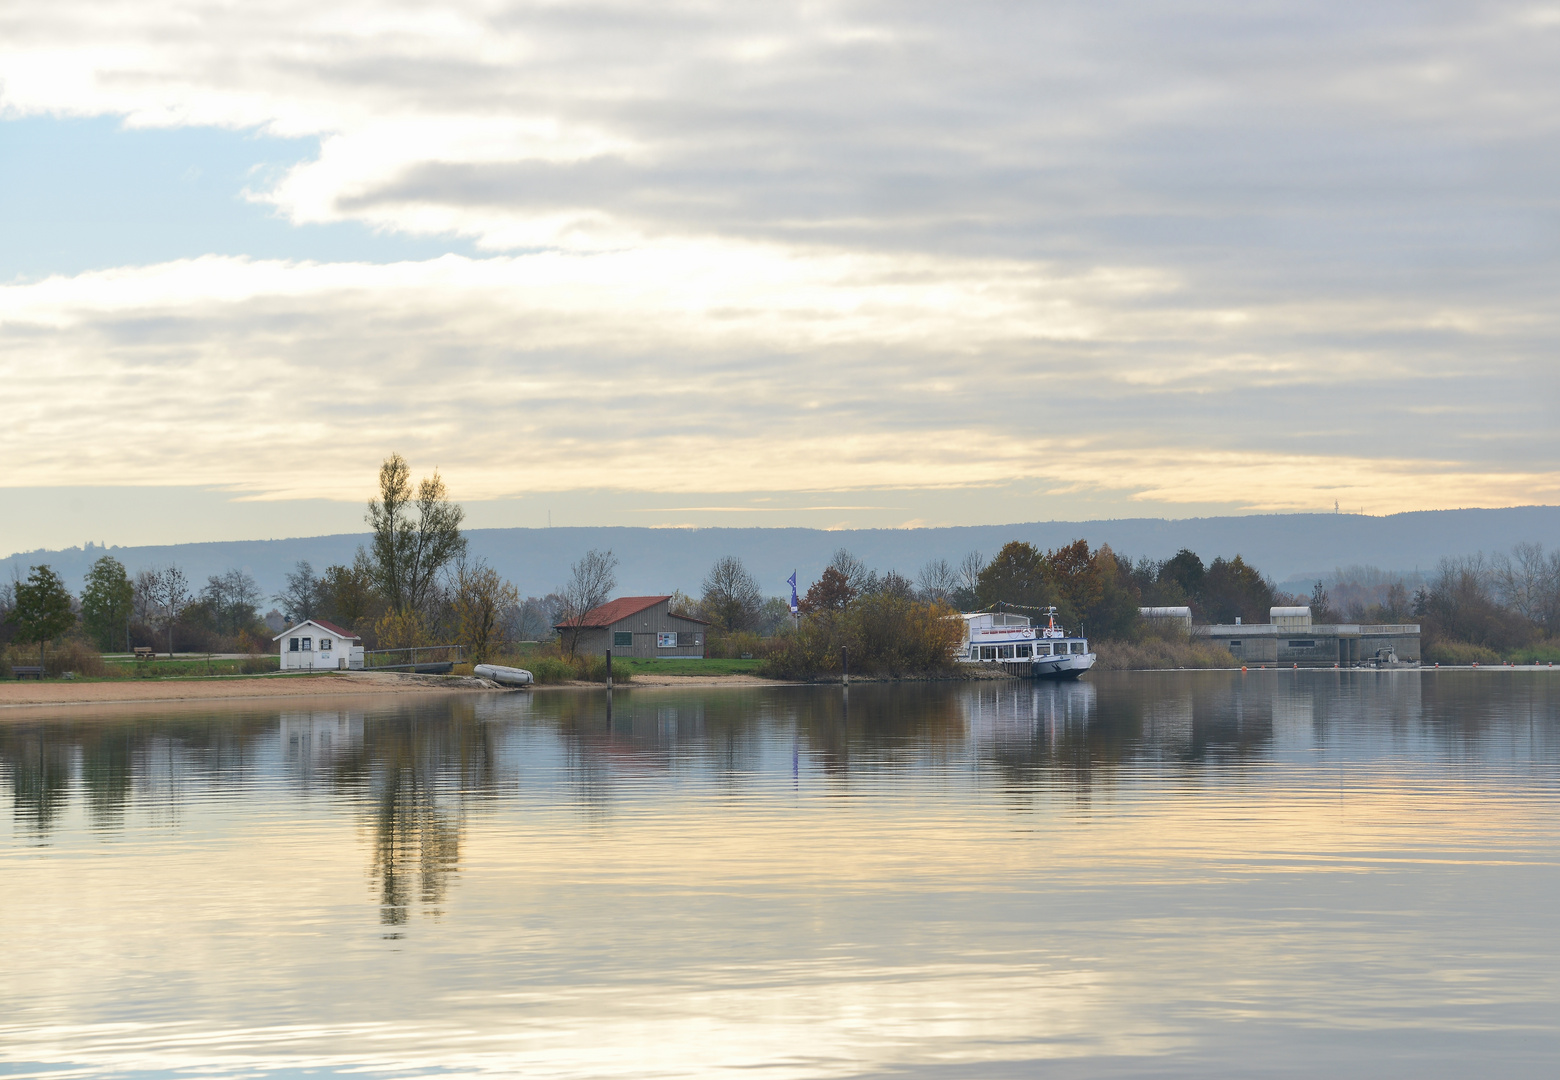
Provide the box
[272,617,361,642]
[555,595,709,629]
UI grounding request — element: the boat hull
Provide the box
[986,653,1096,679]
[473,663,534,687]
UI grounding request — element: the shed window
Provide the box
[677,632,699,647]
[613,631,633,647]
[320,638,332,651]
[289,638,300,652]
[1229,640,1243,651]
[1288,640,1317,649]
[301,637,312,651]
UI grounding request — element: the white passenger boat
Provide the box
[958,608,1096,679]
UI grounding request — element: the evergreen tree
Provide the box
[81,555,133,651]
[12,565,76,668]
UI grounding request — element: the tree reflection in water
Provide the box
[324,701,498,925]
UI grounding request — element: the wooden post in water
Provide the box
[841,646,849,686]
[606,649,613,690]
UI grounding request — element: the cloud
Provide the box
[1,1,1558,526]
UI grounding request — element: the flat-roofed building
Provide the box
[555,596,709,659]
[1193,606,1420,666]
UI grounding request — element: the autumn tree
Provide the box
[800,566,856,613]
[452,558,519,664]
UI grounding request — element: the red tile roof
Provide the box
[555,595,709,628]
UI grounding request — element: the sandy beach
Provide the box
[0,671,498,710]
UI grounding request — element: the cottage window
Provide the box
[320,638,333,651]
[301,637,312,651]
[289,638,300,652]
[614,631,633,647]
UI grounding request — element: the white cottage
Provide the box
[272,618,365,671]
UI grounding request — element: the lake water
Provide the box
[3,671,1559,1078]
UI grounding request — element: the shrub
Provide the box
[499,651,632,684]
[241,656,278,674]
[1093,638,1237,670]
[1508,639,1560,665]
[1424,639,1501,665]
[705,630,780,660]
[43,639,110,678]
[762,596,964,680]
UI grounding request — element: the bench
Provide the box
[13,666,43,680]
[134,647,155,661]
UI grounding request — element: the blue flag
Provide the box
[788,571,799,613]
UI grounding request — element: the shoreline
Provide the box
[2,663,1549,713]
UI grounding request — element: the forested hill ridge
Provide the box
[7,506,1560,601]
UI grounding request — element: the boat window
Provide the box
[999,645,1014,659]
[1037,644,1051,655]
[1016,644,1031,658]
[1072,642,1085,654]
[981,646,998,660]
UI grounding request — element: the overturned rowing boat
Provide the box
[473,663,535,687]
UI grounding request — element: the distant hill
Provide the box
[7,506,1560,603]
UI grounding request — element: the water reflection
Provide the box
[3,672,1560,1079]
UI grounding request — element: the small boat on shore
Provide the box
[958,607,1095,679]
[473,663,534,687]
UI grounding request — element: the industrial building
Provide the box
[1188,606,1419,666]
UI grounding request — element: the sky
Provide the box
[3,0,1558,554]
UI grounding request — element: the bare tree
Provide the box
[366,453,467,617]
[153,566,191,657]
[829,548,871,594]
[957,551,986,595]
[202,568,263,636]
[916,558,957,603]
[274,561,323,624]
[557,549,619,655]
[1494,542,1558,627]
[701,556,763,632]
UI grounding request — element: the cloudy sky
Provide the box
[3,0,1558,552]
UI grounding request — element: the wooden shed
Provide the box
[555,596,708,658]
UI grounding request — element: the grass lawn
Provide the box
[95,657,281,678]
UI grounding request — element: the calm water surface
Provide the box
[3,671,1559,1078]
